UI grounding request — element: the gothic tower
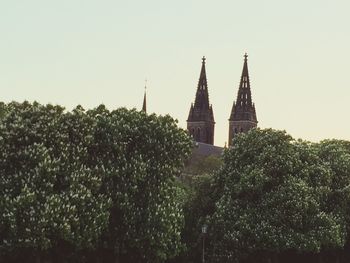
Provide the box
[228,53,258,146]
[187,56,215,145]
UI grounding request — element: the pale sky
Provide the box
[1,0,350,146]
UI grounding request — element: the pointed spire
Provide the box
[142,80,147,113]
[236,52,252,106]
[187,56,215,145]
[188,56,214,122]
[198,56,207,90]
[192,56,210,113]
[230,53,255,120]
[228,53,257,146]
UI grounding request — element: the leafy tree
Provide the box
[0,102,6,120]
[0,102,110,262]
[86,106,193,263]
[184,154,223,176]
[315,140,350,262]
[174,153,223,263]
[209,129,345,263]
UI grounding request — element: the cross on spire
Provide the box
[244,53,248,60]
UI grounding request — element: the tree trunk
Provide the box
[36,253,41,263]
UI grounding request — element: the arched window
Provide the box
[240,127,243,132]
[234,128,238,134]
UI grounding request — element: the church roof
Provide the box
[192,142,223,157]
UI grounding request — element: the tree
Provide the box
[209,129,345,263]
[315,140,350,262]
[87,106,193,263]
[0,102,110,263]
[184,154,223,176]
[0,102,193,263]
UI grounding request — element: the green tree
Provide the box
[184,154,223,176]
[0,102,192,263]
[0,102,6,120]
[0,102,111,262]
[173,152,223,263]
[209,129,345,263]
[87,106,192,263]
[315,140,350,262]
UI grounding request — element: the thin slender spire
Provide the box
[142,80,147,113]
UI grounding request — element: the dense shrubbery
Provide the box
[0,102,192,263]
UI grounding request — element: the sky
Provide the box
[1,0,350,146]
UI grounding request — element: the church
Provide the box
[187,54,258,147]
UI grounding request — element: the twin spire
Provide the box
[141,54,258,146]
[187,54,258,146]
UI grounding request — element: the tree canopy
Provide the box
[209,129,350,263]
[0,102,192,263]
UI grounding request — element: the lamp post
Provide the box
[202,224,208,263]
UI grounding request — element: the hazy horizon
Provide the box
[1,0,350,146]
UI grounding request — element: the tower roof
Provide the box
[187,56,215,122]
[229,53,257,122]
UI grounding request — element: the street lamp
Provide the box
[202,224,208,263]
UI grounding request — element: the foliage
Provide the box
[87,105,192,262]
[0,102,192,263]
[209,129,348,263]
[184,154,223,176]
[0,102,111,262]
[174,174,217,263]
[174,152,223,263]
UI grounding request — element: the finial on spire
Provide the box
[202,56,206,63]
[244,53,248,60]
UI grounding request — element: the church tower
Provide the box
[187,56,215,145]
[228,53,258,146]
